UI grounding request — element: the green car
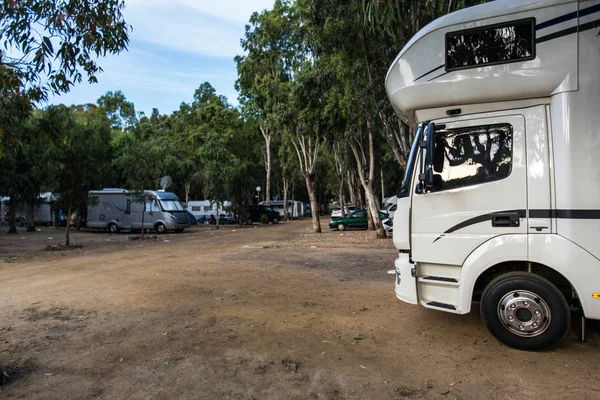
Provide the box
[329,209,389,231]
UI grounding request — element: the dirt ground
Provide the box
[1,220,599,400]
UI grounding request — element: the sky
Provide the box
[49,0,274,116]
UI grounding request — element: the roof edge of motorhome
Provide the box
[385,0,576,83]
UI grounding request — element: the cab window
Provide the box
[433,123,513,191]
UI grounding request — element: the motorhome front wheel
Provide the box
[480,272,570,351]
[108,223,119,234]
[155,223,166,234]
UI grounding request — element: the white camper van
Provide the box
[87,189,190,233]
[386,0,600,350]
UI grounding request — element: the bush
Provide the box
[259,214,270,224]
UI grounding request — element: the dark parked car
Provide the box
[329,209,390,231]
[245,205,281,224]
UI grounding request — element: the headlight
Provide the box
[167,213,176,219]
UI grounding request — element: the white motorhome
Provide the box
[187,200,231,220]
[87,189,190,233]
[0,193,54,225]
[259,200,305,219]
[386,0,600,350]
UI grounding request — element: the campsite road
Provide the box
[1,220,599,399]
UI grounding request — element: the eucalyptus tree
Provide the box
[197,89,239,230]
[0,0,130,99]
[0,86,36,233]
[41,105,111,245]
[97,90,137,130]
[361,0,492,164]
[236,0,301,206]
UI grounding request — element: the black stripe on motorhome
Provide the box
[537,17,600,43]
[529,209,600,219]
[536,3,600,30]
[412,6,600,83]
[432,209,600,243]
[411,64,445,84]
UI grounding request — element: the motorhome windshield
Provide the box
[160,200,185,212]
[399,124,424,198]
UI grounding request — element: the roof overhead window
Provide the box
[446,18,535,71]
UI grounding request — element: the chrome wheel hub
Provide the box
[497,290,551,337]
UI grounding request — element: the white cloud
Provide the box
[168,0,273,23]
[50,1,275,112]
[123,0,274,58]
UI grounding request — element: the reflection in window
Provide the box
[446,19,535,71]
[433,124,512,190]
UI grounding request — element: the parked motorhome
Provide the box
[0,193,54,225]
[386,0,600,351]
[87,189,189,233]
[259,200,305,219]
[186,200,231,221]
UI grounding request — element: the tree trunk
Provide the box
[338,179,346,218]
[283,179,290,221]
[366,195,375,231]
[27,199,35,232]
[7,196,17,234]
[216,201,220,230]
[65,206,72,246]
[305,173,321,233]
[185,182,191,206]
[260,123,271,206]
[365,183,385,237]
[346,171,357,206]
[380,168,385,205]
[358,186,365,208]
[266,142,271,205]
[349,129,387,239]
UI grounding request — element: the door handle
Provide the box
[492,212,521,228]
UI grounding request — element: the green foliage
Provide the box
[0,0,130,98]
[0,0,486,238]
[97,90,137,130]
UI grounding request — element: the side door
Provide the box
[349,210,367,228]
[411,113,528,268]
[121,197,133,229]
[144,199,159,229]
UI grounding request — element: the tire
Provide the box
[337,223,346,231]
[272,217,279,224]
[155,223,167,234]
[174,228,184,233]
[108,223,119,234]
[480,272,571,351]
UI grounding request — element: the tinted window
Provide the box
[191,206,201,212]
[433,124,512,191]
[446,18,535,71]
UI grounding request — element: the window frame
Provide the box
[431,123,514,192]
[445,18,536,72]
